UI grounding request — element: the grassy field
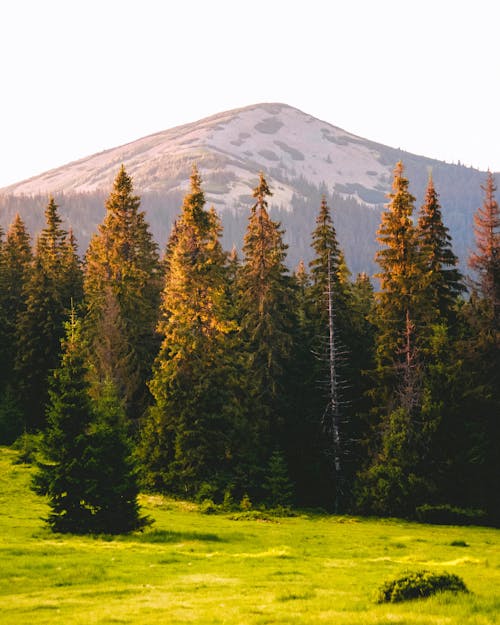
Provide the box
[1,446,499,624]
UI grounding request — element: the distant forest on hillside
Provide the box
[0,158,489,276]
[0,161,498,534]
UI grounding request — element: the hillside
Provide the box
[0,103,491,275]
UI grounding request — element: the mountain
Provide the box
[0,102,491,276]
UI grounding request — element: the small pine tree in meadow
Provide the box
[85,379,149,534]
[264,450,294,508]
[34,312,96,532]
[34,312,147,534]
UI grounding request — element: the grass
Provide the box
[1,446,499,624]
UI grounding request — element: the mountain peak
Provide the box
[0,103,487,277]
[0,100,394,206]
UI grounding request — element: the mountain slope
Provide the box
[0,103,491,275]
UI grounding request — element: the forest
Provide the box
[0,161,498,533]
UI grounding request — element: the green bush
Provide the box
[377,570,469,603]
[199,499,218,515]
[196,482,218,503]
[221,488,237,512]
[240,494,252,511]
[12,432,43,464]
[264,450,294,508]
[416,504,488,526]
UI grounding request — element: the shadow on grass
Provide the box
[120,529,226,544]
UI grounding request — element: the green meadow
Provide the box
[1,447,498,624]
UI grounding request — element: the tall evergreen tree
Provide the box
[309,196,350,318]
[412,176,467,512]
[238,172,295,465]
[469,170,500,327]
[460,171,500,520]
[0,215,32,441]
[357,163,434,517]
[15,198,83,431]
[416,174,464,322]
[84,166,161,420]
[307,196,353,510]
[34,312,146,534]
[141,166,250,497]
[374,162,428,381]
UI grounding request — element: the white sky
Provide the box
[1,0,499,189]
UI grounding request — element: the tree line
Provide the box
[0,162,498,533]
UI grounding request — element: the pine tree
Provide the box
[348,272,376,469]
[357,163,435,516]
[285,260,323,506]
[0,215,32,441]
[61,228,84,307]
[34,312,147,534]
[309,196,350,320]
[84,166,161,420]
[374,162,428,381]
[264,450,294,508]
[15,199,83,431]
[85,379,148,533]
[238,172,295,458]
[469,171,500,327]
[33,312,95,532]
[416,174,464,322]
[307,196,353,510]
[460,171,500,520]
[412,177,467,513]
[141,166,250,497]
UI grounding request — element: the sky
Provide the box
[1,0,499,189]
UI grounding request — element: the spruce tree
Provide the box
[416,174,464,322]
[141,166,250,497]
[413,176,466,511]
[34,313,147,534]
[264,450,294,508]
[374,162,428,382]
[307,196,354,510]
[469,170,500,327]
[34,312,95,532]
[86,379,148,533]
[286,260,322,506]
[15,198,83,431]
[309,196,350,321]
[238,172,295,461]
[357,162,434,516]
[460,171,500,520]
[0,215,32,441]
[84,166,161,420]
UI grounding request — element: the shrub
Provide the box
[264,450,294,508]
[12,432,43,464]
[377,570,469,603]
[240,494,252,511]
[196,482,217,503]
[199,499,218,515]
[221,488,237,512]
[416,504,488,526]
